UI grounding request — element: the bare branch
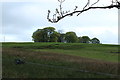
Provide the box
[58,0,65,3]
[47,0,120,23]
[91,0,99,6]
[74,6,78,11]
[83,0,90,10]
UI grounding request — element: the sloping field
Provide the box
[2,42,120,78]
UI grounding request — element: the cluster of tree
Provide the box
[32,27,100,44]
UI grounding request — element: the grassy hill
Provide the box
[2,42,120,78]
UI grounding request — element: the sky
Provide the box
[0,0,119,44]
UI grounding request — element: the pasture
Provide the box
[2,42,120,78]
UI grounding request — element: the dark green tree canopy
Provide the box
[80,36,90,43]
[91,37,100,44]
[32,29,44,42]
[65,32,78,43]
[78,37,83,43]
[32,27,100,44]
[32,27,59,42]
[43,27,55,36]
[58,33,66,42]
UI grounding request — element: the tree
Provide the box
[50,31,60,42]
[32,29,44,42]
[91,37,100,44]
[32,27,59,42]
[32,27,101,43]
[57,30,66,42]
[65,32,78,43]
[47,0,120,23]
[81,36,90,43]
[43,27,56,42]
[58,33,66,42]
[78,37,84,43]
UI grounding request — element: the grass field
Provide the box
[2,42,120,78]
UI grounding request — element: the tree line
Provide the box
[32,27,100,44]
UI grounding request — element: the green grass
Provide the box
[2,42,120,78]
[3,42,119,62]
[35,48,118,62]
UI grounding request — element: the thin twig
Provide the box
[47,0,120,23]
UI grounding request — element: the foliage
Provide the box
[65,32,78,43]
[91,37,100,44]
[78,37,83,43]
[32,27,59,42]
[50,31,60,42]
[58,33,66,42]
[80,36,90,43]
[32,27,100,44]
[32,29,43,42]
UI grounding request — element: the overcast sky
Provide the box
[0,0,119,44]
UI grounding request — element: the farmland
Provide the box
[2,42,120,78]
